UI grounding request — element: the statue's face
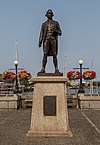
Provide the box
[47,11,53,19]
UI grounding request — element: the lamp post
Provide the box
[14,60,19,93]
[78,60,85,93]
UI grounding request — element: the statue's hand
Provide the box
[58,31,62,36]
[38,42,41,47]
[53,29,62,36]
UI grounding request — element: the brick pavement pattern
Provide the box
[0,108,100,145]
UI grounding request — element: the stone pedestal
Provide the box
[27,76,73,137]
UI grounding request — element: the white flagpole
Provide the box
[16,39,19,61]
[15,39,19,86]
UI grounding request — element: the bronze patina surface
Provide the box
[38,9,62,73]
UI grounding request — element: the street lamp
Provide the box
[14,60,19,93]
[78,59,85,93]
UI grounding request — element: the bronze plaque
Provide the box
[43,96,56,116]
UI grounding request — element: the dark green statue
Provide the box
[38,9,62,73]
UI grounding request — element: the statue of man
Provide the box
[38,9,62,73]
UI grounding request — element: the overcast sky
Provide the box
[0,0,100,80]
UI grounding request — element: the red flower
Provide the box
[18,70,31,80]
[83,71,96,80]
[2,71,16,82]
[67,71,80,80]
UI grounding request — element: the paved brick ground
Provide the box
[0,108,100,145]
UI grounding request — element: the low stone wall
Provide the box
[67,94,77,107]
[78,94,100,109]
[0,94,21,109]
[21,95,33,108]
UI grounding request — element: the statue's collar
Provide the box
[47,19,53,22]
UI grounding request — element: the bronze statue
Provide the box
[38,9,62,73]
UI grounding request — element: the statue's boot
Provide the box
[55,69,60,73]
[40,69,45,73]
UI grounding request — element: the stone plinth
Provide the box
[37,72,63,76]
[0,94,21,109]
[78,94,100,109]
[27,76,73,137]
